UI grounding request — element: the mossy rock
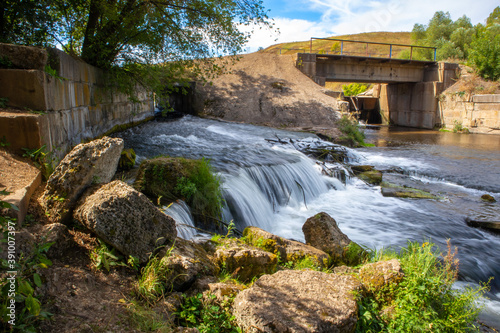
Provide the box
[481,194,496,203]
[134,157,222,220]
[351,165,375,173]
[381,182,438,200]
[357,170,383,185]
[118,148,136,171]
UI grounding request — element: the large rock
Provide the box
[302,212,365,266]
[42,136,124,223]
[359,259,404,294]
[214,239,277,283]
[160,238,216,292]
[233,270,361,332]
[73,180,177,263]
[243,226,330,268]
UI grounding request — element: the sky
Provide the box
[242,0,499,52]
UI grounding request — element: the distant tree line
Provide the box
[411,6,500,80]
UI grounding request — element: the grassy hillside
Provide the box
[262,31,412,58]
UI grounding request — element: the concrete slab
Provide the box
[0,150,42,226]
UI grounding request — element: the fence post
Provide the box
[341,41,343,55]
[310,39,312,53]
[389,45,392,58]
[434,48,437,61]
[410,46,413,60]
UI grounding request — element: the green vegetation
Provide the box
[336,115,369,147]
[356,241,489,332]
[22,145,56,181]
[1,0,272,101]
[176,293,241,333]
[342,83,368,97]
[411,7,500,80]
[126,301,172,332]
[135,157,224,220]
[453,120,470,133]
[0,195,53,331]
[89,239,139,272]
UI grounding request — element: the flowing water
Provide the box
[114,116,500,327]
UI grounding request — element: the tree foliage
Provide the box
[1,0,273,97]
[411,7,500,81]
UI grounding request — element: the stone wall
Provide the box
[439,94,500,134]
[0,44,153,160]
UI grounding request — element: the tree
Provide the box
[486,6,500,26]
[468,24,500,80]
[0,0,55,46]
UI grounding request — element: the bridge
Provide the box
[293,38,458,129]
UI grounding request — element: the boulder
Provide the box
[73,180,177,263]
[302,212,366,266]
[159,238,216,292]
[38,223,75,259]
[350,165,374,173]
[41,137,124,223]
[214,239,277,283]
[381,182,437,199]
[233,270,361,332]
[357,170,383,185]
[466,218,500,233]
[481,194,496,203]
[243,226,330,268]
[359,259,404,294]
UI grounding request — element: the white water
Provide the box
[115,116,500,327]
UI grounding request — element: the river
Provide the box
[114,116,500,327]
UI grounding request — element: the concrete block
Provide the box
[473,103,500,111]
[0,43,48,70]
[0,112,43,153]
[0,69,47,110]
[3,170,41,227]
[472,94,500,103]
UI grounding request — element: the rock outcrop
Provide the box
[160,238,216,292]
[73,180,177,263]
[233,270,361,332]
[302,212,365,266]
[41,136,124,223]
[351,165,382,185]
[214,239,278,282]
[243,226,330,268]
[359,259,404,294]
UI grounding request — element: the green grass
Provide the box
[356,241,489,333]
[262,32,412,58]
[336,115,369,147]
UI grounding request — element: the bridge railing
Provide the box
[309,37,437,61]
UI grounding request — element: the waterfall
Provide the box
[221,153,344,231]
[162,201,197,240]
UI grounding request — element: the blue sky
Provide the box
[243,0,499,52]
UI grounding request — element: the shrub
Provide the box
[336,115,368,147]
[356,241,489,332]
[176,293,241,333]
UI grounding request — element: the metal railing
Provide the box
[309,37,437,61]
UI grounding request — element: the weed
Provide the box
[176,293,241,333]
[22,145,56,181]
[336,115,368,147]
[453,120,470,134]
[356,240,490,332]
[0,196,54,331]
[89,239,134,272]
[135,245,175,303]
[0,97,8,108]
[126,301,173,332]
[342,83,368,97]
[0,136,10,147]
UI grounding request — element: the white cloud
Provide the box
[243,0,499,52]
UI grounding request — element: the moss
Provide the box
[381,182,439,200]
[119,148,136,171]
[357,170,383,185]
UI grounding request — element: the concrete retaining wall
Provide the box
[379,62,459,129]
[0,44,153,160]
[440,93,500,134]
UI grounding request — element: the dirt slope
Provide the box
[195,52,342,138]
